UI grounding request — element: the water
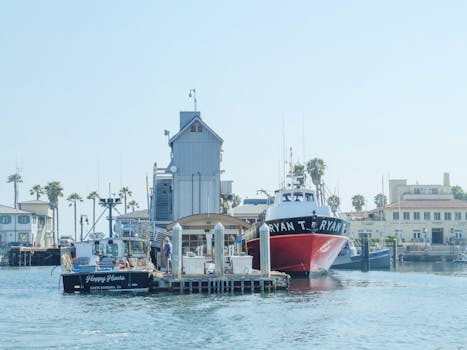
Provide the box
[1,263,466,350]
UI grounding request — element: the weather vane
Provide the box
[189,89,197,111]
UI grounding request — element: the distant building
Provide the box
[348,173,467,244]
[0,200,53,248]
[228,202,270,224]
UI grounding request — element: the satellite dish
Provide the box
[170,165,177,173]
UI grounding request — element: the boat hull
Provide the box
[61,270,152,293]
[331,249,391,270]
[247,233,348,276]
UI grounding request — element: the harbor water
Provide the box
[1,263,466,349]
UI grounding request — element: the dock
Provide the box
[150,271,289,294]
[8,246,61,266]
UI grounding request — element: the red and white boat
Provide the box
[247,182,349,276]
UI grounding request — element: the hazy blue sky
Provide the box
[1,1,466,236]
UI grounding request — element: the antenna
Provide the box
[189,89,197,111]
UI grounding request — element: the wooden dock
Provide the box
[150,271,290,294]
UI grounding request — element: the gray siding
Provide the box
[172,121,222,220]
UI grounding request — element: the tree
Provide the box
[293,163,305,186]
[128,199,139,212]
[306,158,326,205]
[451,186,465,200]
[45,181,64,245]
[67,193,83,243]
[7,173,23,209]
[374,193,387,209]
[231,194,242,208]
[119,187,132,215]
[87,191,100,233]
[351,194,365,211]
[327,195,340,216]
[30,184,44,200]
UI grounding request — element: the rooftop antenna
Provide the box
[189,89,197,111]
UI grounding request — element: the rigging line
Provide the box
[83,208,107,239]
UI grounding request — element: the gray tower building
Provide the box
[150,111,223,223]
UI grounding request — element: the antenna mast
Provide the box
[189,89,197,111]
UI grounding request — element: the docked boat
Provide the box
[331,240,391,270]
[246,180,349,276]
[60,196,155,293]
[61,233,155,293]
[453,247,467,264]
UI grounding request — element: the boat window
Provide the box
[293,192,304,202]
[305,193,314,202]
[282,193,292,202]
[123,240,146,257]
[105,243,119,257]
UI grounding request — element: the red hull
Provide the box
[247,234,348,275]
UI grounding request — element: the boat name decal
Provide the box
[85,274,126,284]
[319,220,342,233]
[267,218,344,234]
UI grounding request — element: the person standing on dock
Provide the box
[162,237,172,273]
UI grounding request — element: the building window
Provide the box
[444,212,451,221]
[191,124,203,132]
[413,212,420,220]
[393,212,399,220]
[18,216,30,224]
[403,212,410,220]
[424,212,431,220]
[413,230,421,239]
[455,212,462,220]
[0,215,12,224]
[434,212,441,220]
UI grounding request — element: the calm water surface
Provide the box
[1,262,466,349]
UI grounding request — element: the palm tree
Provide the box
[7,173,23,208]
[232,194,242,208]
[119,186,132,214]
[351,194,365,211]
[374,193,387,220]
[67,193,83,243]
[327,195,340,217]
[306,158,326,205]
[293,163,305,186]
[45,181,64,245]
[87,191,100,233]
[374,193,387,209]
[30,184,44,200]
[128,199,139,212]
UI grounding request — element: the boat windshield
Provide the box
[93,242,119,257]
[123,240,147,257]
[282,192,314,203]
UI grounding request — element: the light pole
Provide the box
[80,214,88,242]
[423,227,427,246]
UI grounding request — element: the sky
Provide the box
[1,1,467,237]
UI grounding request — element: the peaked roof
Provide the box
[169,114,223,146]
[0,205,31,215]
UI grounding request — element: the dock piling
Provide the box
[172,223,182,278]
[259,223,271,277]
[214,223,225,277]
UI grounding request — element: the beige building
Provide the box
[348,173,467,245]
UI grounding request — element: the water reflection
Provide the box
[395,261,467,276]
[289,274,343,293]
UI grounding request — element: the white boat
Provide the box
[61,233,155,293]
[247,176,349,275]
